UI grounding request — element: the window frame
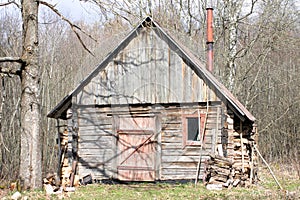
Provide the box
[182,113,206,146]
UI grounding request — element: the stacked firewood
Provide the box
[203,154,234,190]
[204,136,258,190]
[228,131,257,187]
[204,114,258,190]
[43,173,62,196]
[60,129,72,187]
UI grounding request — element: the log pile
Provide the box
[204,154,234,189]
[228,131,257,188]
[204,114,258,189]
[204,132,258,189]
[43,173,78,198]
[60,129,72,187]
[43,173,62,196]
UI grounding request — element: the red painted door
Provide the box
[117,117,157,181]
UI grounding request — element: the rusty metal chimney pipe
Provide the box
[206,8,214,72]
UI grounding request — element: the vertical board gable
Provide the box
[77,27,219,105]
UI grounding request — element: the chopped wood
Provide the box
[64,187,75,192]
[44,184,54,195]
[223,179,233,187]
[232,179,240,187]
[233,138,249,144]
[210,166,231,174]
[206,183,223,190]
[215,176,228,182]
[204,136,257,190]
[209,153,233,164]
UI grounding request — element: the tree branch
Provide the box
[0,1,12,6]
[0,0,20,8]
[38,0,96,56]
[238,0,258,22]
[0,57,24,63]
[259,98,300,134]
[0,68,21,76]
[0,57,23,76]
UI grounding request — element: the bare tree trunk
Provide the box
[19,0,42,189]
[228,17,237,91]
[225,0,240,91]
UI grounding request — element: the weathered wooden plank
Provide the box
[77,166,114,178]
[161,131,182,137]
[78,117,113,125]
[78,148,114,156]
[78,155,115,163]
[169,51,183,102]
[162,155,203,163]
[161,142,183,149]
[160,173,205,180]
[78,123,112,129]
[161,135,182,143]
[185,62,193,101]
[155,41,169,103]
[162,123,182,130]
[161,135,214,145]
[161,158,209,168]
[161,168,202,175]
[118,168,155,181]
[79,134,113,141]
[118,116,156,131]
[162,149,211,156]
[79,134,115,141]
[78,126,112,133]
[78,140,112,149]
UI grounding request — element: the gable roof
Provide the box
[47,17,255,122]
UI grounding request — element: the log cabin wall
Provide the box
[74,102,223,181]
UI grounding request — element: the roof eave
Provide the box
[47,17,256,123]
[47,95,72,119]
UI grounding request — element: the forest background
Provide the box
[0,0,299,186]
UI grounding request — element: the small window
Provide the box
[183,113,205,146]
[187,117,199,141]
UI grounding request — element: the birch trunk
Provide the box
[228,13,237,91]
[225,0,241,91]
[19,0,42,189]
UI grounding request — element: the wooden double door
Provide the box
[116,116,159,181]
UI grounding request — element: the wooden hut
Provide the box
[48,17,257,186]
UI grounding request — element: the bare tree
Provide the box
[0,0,96,189]
[0,0,41,189]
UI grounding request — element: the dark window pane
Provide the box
[187,117,199,141]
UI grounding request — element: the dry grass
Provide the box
[1,165,299,200]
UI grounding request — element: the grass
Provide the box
[1,167,299,200]
[67,182,295,200]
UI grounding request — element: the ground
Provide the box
[1,166,299,199]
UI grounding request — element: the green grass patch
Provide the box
[1,167,299,200]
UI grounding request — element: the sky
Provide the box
[46,0,101,22]
[0,0,102,23]
[56,0,102,21]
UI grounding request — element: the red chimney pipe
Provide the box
[206,8,214,72]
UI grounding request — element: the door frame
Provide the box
[113,114,161,181]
